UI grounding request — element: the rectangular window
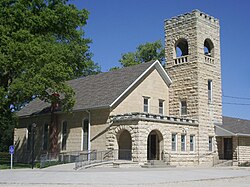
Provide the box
[143,97,149,113]
[42,123,49,151]
[159,100,164,115]
[208,80,212,103]
[82,119,89,151]
[27,125,32,151]
[61,121,67,151]
[172,134,177,151]
[190,135,195,152]
[180,100,187,116]
[209,136,213,151]
[181,134,186,151]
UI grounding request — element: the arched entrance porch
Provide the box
[117,130,132,160]
[147,130,163,160]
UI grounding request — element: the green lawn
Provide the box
[0,163,32,169]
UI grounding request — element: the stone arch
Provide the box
[147,129,164,160]
[117,129,132,160]
[204,38,214,57]
[110,125,134,160]
[174,38,189,58]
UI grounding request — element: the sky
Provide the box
[72,0,250,120]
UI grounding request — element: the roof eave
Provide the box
[18,105,110,119]
[236,133,250,137]
[154,60,172,86]
[215,125,236,136]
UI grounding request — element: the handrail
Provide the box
[74,149,132,170]
[40,150,97,168]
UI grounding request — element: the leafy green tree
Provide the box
[0,0,99,152]
[119,40,165,67]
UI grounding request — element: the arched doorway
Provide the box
[147,130,163,160]
[118,130,132,160]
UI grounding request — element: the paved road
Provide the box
[1,164,250,187]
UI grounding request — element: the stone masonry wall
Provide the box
[196,11,221,160]
[107,119,199,166]
[165,10,222,165]
[238,137,250,164]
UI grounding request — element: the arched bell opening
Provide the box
[174,38,189,58]
[204,38,214,57]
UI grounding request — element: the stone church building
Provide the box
[15,10,250,166]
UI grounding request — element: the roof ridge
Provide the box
[68,60,156,83]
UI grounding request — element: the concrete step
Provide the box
[214,159,233,167]
[141,160,175,168]
[82,160,140,169]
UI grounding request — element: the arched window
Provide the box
[82,119,89,151]
[175,38,189,58]
[26,124,32,151]
[61,121,67,150]
[42,123,49,151]
[204,38,214,57]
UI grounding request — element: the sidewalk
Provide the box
[1,165,250,187]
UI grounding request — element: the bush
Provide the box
[239,161,250,167]
[0,152,10,164]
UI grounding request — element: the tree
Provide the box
[0,0,100,152]
[119,40,165,68]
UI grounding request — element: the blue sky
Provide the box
[72,0,250,120]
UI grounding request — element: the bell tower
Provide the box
[165,10,222,163]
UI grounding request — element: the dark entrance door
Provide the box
[147,134,157,160]
[224,138,233,160]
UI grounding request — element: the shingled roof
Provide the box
[222,116,250,134]
[17,60,171,117]
[216,116,250,136]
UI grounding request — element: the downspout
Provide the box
[86,110,91,161]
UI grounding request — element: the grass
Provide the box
[0,163,32,169]
[0,152,34,170]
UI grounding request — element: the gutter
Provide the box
[236,133,250,137]
[18,105,110,119]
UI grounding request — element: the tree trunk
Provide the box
[49,106,58,159]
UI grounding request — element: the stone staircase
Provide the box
[214,159,233,167]
[142,160,175,168]
[78,160,140,170]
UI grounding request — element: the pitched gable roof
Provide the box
[216,116,250,136]
[17,60,171,117]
